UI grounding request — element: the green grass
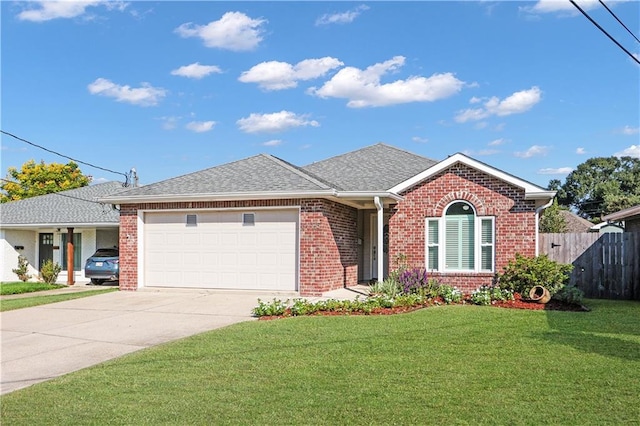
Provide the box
[0,281,65,295]
[2,299,639,425]
[0,288,118,312]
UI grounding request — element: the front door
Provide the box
[369,214,389,280]
[38,233,54,268]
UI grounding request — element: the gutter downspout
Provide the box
[374,196,384,283]
[535,198,554,256]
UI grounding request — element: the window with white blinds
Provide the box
[425,202,494,272]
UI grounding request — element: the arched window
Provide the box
[445,202,475,270]
[426,201,494,272]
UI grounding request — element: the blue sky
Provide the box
[2,1,639,189]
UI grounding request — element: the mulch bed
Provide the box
[493,292,590,312]
[258,293,589,320]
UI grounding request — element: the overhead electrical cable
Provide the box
[0,130,130,184]
[569,0,640,65]
[598,0,640,44]
[0,178,109,206]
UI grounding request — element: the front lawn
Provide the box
[2,299,639,425]
[0,281,65,295]
[0,288,118,312]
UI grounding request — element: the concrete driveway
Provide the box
[0,288,293,395]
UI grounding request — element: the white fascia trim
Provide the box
[389,153,552,199]
[335,191,403,202]
[99,190,338,204]
[0,223,119,229]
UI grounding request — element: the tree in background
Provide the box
[1,160,91,203]
[539,198,567,233]
[552,156,640,220]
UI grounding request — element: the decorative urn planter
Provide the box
[529,285,551,304]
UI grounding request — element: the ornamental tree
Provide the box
[1,160,91,203]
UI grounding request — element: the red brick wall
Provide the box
[118,205,139,291]
[388,163,537,294]
[299,199,358,296]
[118,198,357,296]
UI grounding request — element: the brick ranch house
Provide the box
[101,144,555,296]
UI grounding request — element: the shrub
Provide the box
[470,286,514,306]
[252,298,289,317]
[498,254,573,297]
[39,260,62,284]
[438,285,462,304]
[552,285,584,306]
[12,255,32,282]
[369,279,402,298]
[397,268,428,294]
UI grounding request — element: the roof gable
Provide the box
[109,154,333,200]
[390,153,554,200]
[303,143,437,191]
[0,181,124,226]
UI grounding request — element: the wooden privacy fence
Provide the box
[539,232,640,300]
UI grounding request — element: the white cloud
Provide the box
[538,167,573,175]
[158,116,180,130]
[615,145,640,158]
[87,78,166,106]
[316,4,369,26]
[618,125,640,135]
[262,139,283,147]
[469,96,483,104]
[523,0,597,14]
[309,56,464,108]
[412,136,429,144]
[17,1,128,22]
[455,86,542,123]
[174,12,266,51]
[186,121,216,133]
[237,111,320,134]
[514,145,549,158]
[171,63,222,79]
[239,57,343,91]
[576,147,586,154]
[488,138,506,146]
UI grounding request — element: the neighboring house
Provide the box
[603,204,640,233]
[101,144,555,296]
[558,210,596,233]
[589,221,624,234]
[0,182,123,283]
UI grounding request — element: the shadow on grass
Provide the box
[540,299,640,360]
[537,330,640,361]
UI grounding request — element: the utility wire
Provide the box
[599,0,640,44]
[0,178,109,206]
[570,0,640,64]
[0,130,130,184]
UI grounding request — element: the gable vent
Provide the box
[186,214,197,226]
[243,213,255,226]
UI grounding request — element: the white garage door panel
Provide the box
[144,209,298,290]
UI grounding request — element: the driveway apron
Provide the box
[0,289,286,395]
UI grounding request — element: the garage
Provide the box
[143,209,298,291]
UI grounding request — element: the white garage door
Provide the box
[143,209,298,291]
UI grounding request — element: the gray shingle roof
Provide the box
[0,181,124,226]
[303,143,438,191]
[110,154,333,198]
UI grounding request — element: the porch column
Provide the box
[67,227,74,285]
[374,196,384,283]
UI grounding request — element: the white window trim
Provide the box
[425,204,495,273]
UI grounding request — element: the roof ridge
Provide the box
[261,154,335,190]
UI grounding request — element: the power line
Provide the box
[0,178,110,207]
[570,0,640,65]
[0,130,130,184]
[599,0,640,44]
